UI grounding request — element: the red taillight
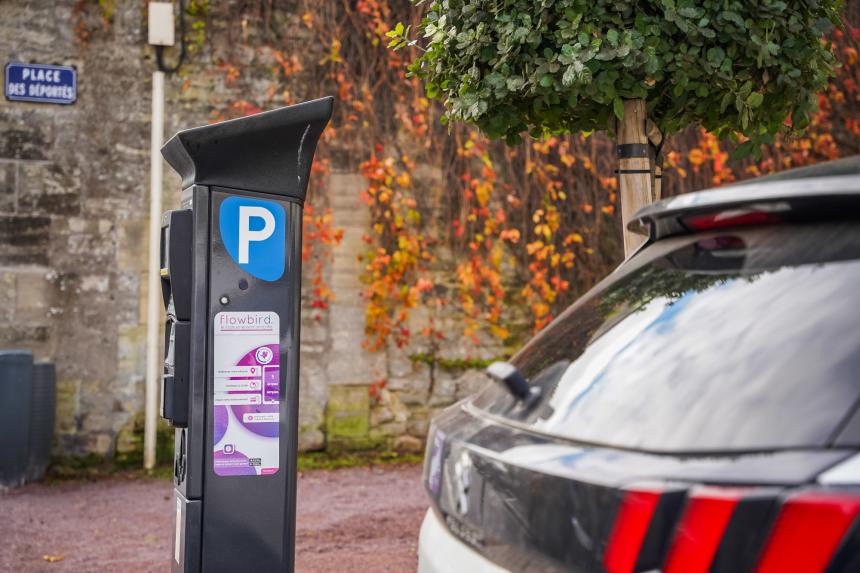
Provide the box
[755,492,860,573]
[663,487,743,573]
[683,209,782,231]
[602,485,859,573]
[603,487,662,573]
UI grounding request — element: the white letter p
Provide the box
[238,206,275,264]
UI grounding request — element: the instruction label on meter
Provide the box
[213,311,280,476]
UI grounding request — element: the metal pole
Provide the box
[144,70,166,471]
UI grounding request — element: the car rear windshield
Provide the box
[472,222,860,453]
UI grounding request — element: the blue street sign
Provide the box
[5,63,77,105]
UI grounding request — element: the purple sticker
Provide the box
[263,366,279,403]
[229,344,280,438]
[213,448,257,476]
[213,405,229,445]
[213,312,281,477]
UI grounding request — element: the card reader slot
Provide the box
[161,319,191,428]
[160,209,193,320]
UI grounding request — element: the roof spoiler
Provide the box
[630,172,860,243]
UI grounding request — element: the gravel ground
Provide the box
[0,464,426,573]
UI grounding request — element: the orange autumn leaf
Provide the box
[688,148,706,167]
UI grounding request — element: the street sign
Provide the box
[5,63,77,105]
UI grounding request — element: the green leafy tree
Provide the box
[391,0,842,156]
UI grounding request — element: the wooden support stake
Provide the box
[617,99,652,257]
[646,118,663,202]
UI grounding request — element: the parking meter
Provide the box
[158,96,333,572]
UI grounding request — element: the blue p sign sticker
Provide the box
[220,196,285,281]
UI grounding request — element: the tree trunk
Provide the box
[617,99,652,257]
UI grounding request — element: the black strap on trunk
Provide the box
[617,143,649,158]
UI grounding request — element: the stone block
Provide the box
[113,271,141,325]
[325,384,369,439]
[50,217,115,272]
[55,378,80,435]
[387,361,431,393]
[79,399,112,434]
[327,303,364,334]
[115,414,143,455]
[380,390,410,424]
[0,270,15,322]
[0,324,49,346]
[370,406,394,427]
[116,216,146,272]
[79,274,109,293]
[326,335,385,385]
[300,341,325,355]
[117,323,146,379]
[407,413,431,438]
[329,172,367,203]
[0,161,15,213]
[0,214,51,265]
[300,318,328,344]
[404,304,432,336]
[455,369,490,400]
[393,435,424,453]
[54,325,116,381]
[138,270,149,325]
[429,374,456,407]
[375,420,408,437]
[327,412,367,438]
[18,161,81,215]
[298,428,324,452]
[15,268,52,322]
[0,117,51,161]
[388,346,414,378]
[86,433,113,456]
[396,390,427,407]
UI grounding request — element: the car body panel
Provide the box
[422,403,855,572]
[420,162,860,571]
[418,509,509,573]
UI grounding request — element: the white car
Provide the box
[418,158,860,573]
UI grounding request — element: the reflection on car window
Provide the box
[472,223,860,453]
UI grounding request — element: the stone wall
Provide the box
[1,1,152,455]
[0,0,495,459]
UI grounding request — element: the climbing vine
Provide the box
[190,0,860,356]
[359,152,433,351]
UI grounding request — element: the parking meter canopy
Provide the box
[161,96,333,200]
